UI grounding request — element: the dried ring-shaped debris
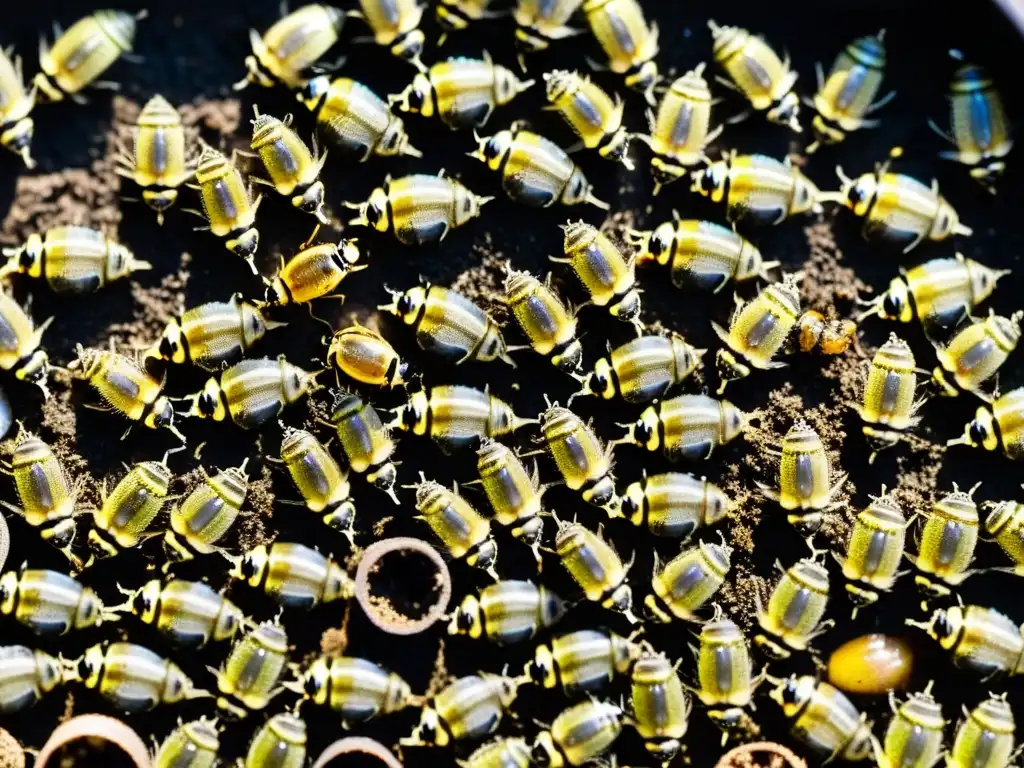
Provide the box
[715,741,808,768]
[34,715,150,768]
[313,736,403,768]
[0,727,25,768]
[355,536,452,635]
[0,512,9,574]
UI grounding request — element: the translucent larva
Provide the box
[636,64,724,194]
[824,163,972,253]
[628,215,777,293]
[583,0,659,103]
[808,32,894,152]
[296,75,421,161]
[69,641,212,713]
[470,126,609,209]
[378,282,514,366]
[767,674,874,761]
[235,4,346,90]
[34,10,145,103]
[391,52,533,130]
[0,226,151,295]
[184,356,320,430]
[707,20,800,132]
[114,94,194,224]
[692,152,823,224]
[929,53,1013,193]
[345,171,491,245]
[571,334,703,405]
[543,70,632,168]
[613,394,747,461]
[0,45,36,167]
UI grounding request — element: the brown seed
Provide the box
[827,633,913,695]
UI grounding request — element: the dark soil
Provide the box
[3,1,1024,766]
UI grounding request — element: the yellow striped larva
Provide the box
[555,518,637,623]
[410,474,498,578]
[823,162,972,253]
[856,254,1009,336]
[554,221,642,330]
[351,0,426,69]
[391,52,534,130]
[249,107,329,223]
[0,45,36,168]
[712,273,803,393]
[758,419,847,536]
[929,52,1013,193]
[504,266,583,375]
[34,10,146,103]
[636,64,724,194]
[378,282,514,366]
[184,356,320,430]
[837,489,908,616]
[0,226,151,295]
[235,4,346,91]
[613,394,747,461]
[327,324,407,388]
[808,32,894,153]
[767,674,874,761]
[470,125,608,209]
[628,215,777,293]
[692,151,823,225]
[932,310,1022,400]
[856,334,925,462]
[145,294,283,373]
[296,75,421,160]
[907,483,982,600]
[113,95,195,224]
[392,383,536,454]
[345,171,492,245]
[708,20,801,132]
[68,343,183,441]
[187,144,262,274]
[950,386,1024,460]
[583,0,659,103]
[542,69,632,168]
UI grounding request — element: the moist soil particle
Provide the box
[4,2,1024,767]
